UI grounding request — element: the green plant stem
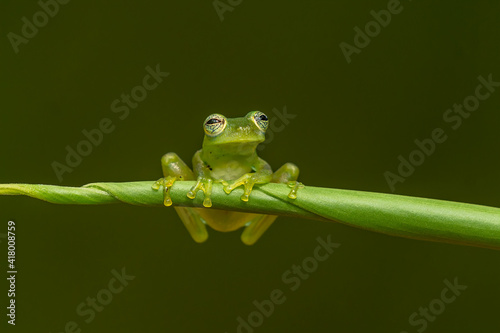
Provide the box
[1,181,499,250]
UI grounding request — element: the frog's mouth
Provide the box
[221,138,264,144]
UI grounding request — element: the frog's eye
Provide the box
[250,111,269,132]
[204,114,227,137]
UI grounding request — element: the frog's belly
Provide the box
[195,208,264,232]
[210,164,251,181]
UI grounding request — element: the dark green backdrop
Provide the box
[1,1,499,332]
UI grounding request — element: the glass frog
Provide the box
[152,111,303,245]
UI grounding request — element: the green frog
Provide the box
[152,111,302,245]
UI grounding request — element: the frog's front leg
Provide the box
[187,150,227,208]
[241,163,304,245]
[224,157,273,202]
[151,152,208,243]
[240,162,302,245]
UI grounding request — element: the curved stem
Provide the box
[1,181,499,250]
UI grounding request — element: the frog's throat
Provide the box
[203,141,262,155]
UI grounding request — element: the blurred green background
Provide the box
[1,0,499,332]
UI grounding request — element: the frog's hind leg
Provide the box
[152,152,208,243]
[241,215,278,246]
[174,207,208,243]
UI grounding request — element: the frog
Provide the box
[152,111,303,245]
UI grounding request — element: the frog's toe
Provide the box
[224,175,250,194]
[202,178,213,207]
[223,176,258,202]
[186,189,198,199]
[223,184,233,194]
[287,181,304,199]
[152,176,177,206]
[151,178,163,190]
[203,196,212,207]
[240,181,255,202]
[187,177,214,208]
[187,178,204,199]
[163,193,173,206]
[223,181,240,194]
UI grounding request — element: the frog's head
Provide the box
[202,111,268,155]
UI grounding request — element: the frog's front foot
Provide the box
[152,175,178,206]
[187,177,227,207]
[287,181,304,199]
[223,174,259,202]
